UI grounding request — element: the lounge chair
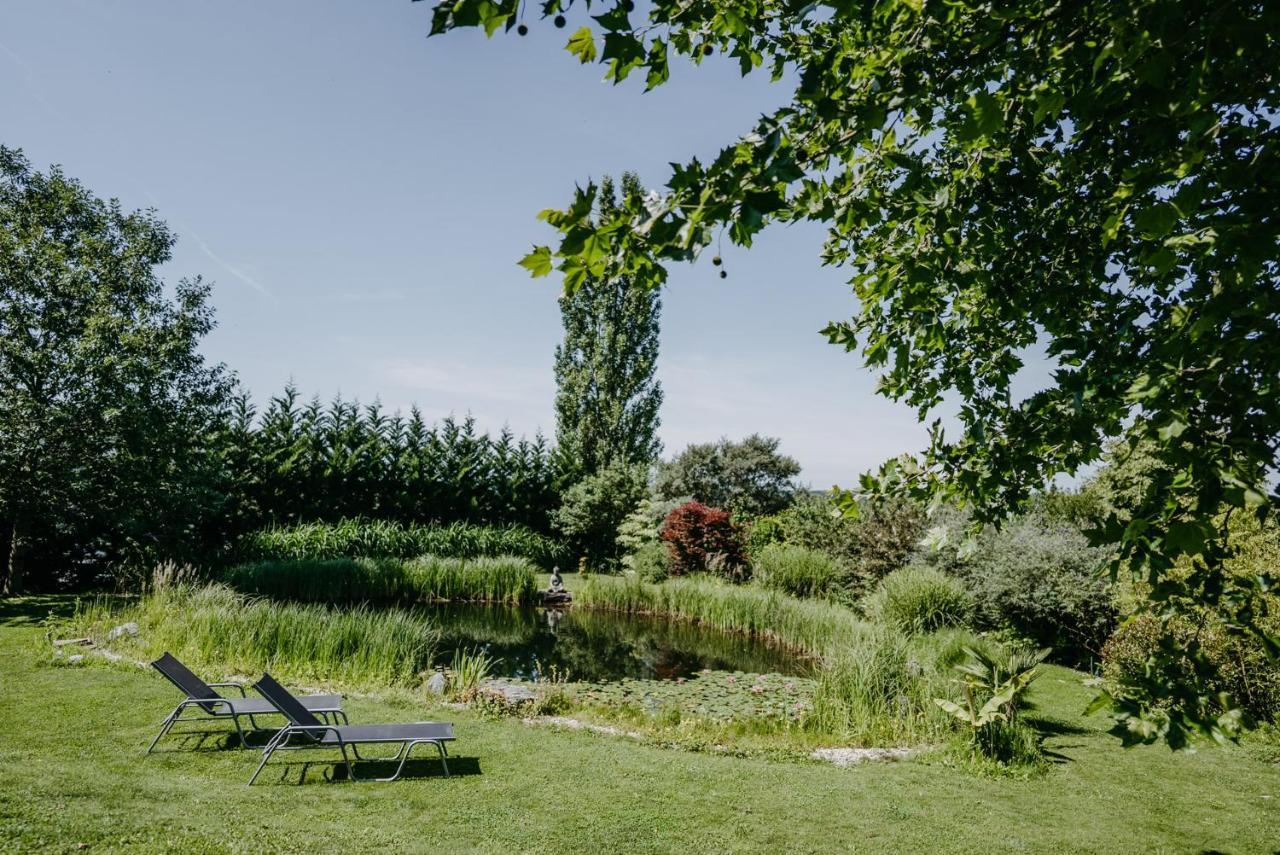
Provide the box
[148,652,345,753]
[248,672,455,784]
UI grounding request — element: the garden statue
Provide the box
[543,566,571,605]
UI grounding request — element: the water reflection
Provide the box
[427,604,811,682]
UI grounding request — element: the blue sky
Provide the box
[3,0,958,489]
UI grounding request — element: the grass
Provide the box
[236,519,568,569]
[573,573,881,658]
[4,597,1280,853]
[223,555,539,606]
[64,584,440,688]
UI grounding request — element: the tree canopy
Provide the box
[655,435,800,518]
[0,146,231,593]
[553,172,663,478]
[428,0,1280,747]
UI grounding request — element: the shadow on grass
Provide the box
[149,728,277,753]
[0,595,85,626]
[256,756,482,786]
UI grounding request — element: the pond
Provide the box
[428,604,813,682]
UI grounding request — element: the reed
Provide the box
[70,584,439,687]
[574,574,999,745]
[574,574,875,658]
[222,555,539,605]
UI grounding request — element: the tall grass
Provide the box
[235,519,568,569]
[575,574,999,745]
[861,565,974,634]
[751,543,843,599]
[222,555,539,605]
[574,574,877,658]
[71,584,439,687]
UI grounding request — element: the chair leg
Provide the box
[436,741,450,778]
[146,706,181,754]
[248,729,290,786]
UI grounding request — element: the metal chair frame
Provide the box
[248,723,451,785]
[147,681,347,753]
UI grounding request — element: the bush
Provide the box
[1102,613,1280,722]
[222,555,539,605]
[862,565,973,634]
[925,511,1116,666]
[235,519,567,569]
[661,501,747,580]
[553,462,648,571]
[752,543,841,598]
[629,541,671,582]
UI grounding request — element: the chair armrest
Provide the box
[207,682,248,697]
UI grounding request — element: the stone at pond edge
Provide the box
[541,590,572,606]
[811,747,912,767]
[479,679,539,704]
[106,622,139,641]
[425,672,448,695]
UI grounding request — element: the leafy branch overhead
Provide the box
[428,0,1280,749]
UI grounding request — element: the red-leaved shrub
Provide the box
[661,501,748,580]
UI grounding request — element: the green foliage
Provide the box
[628,541,671,582]
[553,461,648,570]
[751,543,841,599]
[447,647,498,701]
[769,494,860,572]
[1103,613,1280,725]
[926,510,1118,667]
[0,146,231,593]
[616,496,685,572]
[554,173,662,479]
[574,573,880,660]
[435,0,1280,747]
[223,556,537,605]
[70,584,438,687]
[654,435,800,518]
[235,519,566,569]
[861,565,973,635]
[223,388,561,536]
[935,646,1049,765]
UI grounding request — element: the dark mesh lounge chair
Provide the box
[148,653,345,752]
[249,672,455,784]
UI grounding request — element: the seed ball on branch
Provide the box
[554,14,566,27]
[517,23,528,35]
[719,270,727,279]
[712,256,722,266]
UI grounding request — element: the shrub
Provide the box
[745,513,786,558]
[661,501,747,579]
[752,543,841,598]
[1102,613,1280,722]
[629,541,671,582]
[235,519,567,569]
[862,565,973,634]
[616,496,689,571]
[222,555,539,605]
[771,493,861,573]
[553,462,648,571]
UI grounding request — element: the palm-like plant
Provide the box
[935,645,1050,729]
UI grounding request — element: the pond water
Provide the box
[428,604,813,682]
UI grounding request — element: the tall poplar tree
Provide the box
[552,172,662,478]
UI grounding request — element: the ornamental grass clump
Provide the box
[752,543,843,599]
[861,565,974,635]
[71,583,439,688]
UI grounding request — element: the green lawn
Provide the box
[1,597,1277,854]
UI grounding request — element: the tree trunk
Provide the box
[3,515,26,596]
